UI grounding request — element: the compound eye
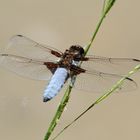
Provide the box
[70,46,75,51]
[80,48,84,55]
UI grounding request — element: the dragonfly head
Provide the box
[69,45,84,56]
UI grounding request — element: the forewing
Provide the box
[73,70,137,93]
[5,35,62,61]
[81,55,140,75]
[0,54,54,80]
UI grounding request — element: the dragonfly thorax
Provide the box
[59,45,84,68]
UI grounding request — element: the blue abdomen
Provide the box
[43,68,68,102]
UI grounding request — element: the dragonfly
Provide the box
[0,35,139,102]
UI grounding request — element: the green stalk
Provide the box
[84,0,116,55]
[44,85,72,139]
[52,65,140,140]
[44,0,116,140]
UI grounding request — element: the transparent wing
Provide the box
[74,69,137,93]
[5,35,63,61]
[81,55,140,75]
[0,54,53,80]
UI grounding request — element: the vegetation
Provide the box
[44,1,140,140]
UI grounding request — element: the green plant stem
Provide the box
[84,14,105,55]
[44,85,72,139]
[84,0,116,55]
[52,64,140,140]
[44,0,116,140]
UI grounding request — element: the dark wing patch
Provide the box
[0,54,56,80]
[6,35,63,61]
[73,69,137,93]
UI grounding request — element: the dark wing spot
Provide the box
[133,59,140,62]
[17,35,23,37]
